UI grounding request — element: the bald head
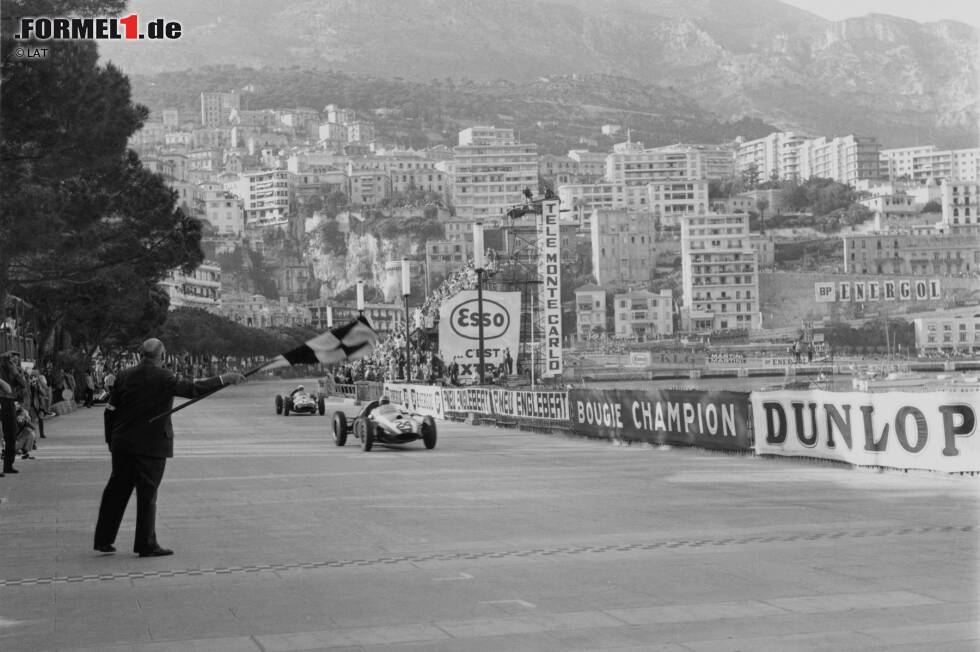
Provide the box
[141,338,166,364]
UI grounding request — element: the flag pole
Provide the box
[147,363,268,423]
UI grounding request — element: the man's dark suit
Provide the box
[94,360,223,553]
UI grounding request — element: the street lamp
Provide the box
[473,222,486,385]
[402,259,411,383]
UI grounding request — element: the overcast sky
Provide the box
[781,0,980,27]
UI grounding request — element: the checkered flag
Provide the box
[259,316,378,371]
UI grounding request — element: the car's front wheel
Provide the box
[332,412,347,446]
[422,416,437,450]
[283,398,291,416]
[275,395,283,415]
[317,397,326,416]
[362,422,374,451]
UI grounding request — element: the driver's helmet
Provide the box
[379,396,390,405]
[294,385,304,392]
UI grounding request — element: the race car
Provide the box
[275,386,326,416]
[331,398,437,451]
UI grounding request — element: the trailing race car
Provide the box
[332,398,437,451]
[275,386,326,416]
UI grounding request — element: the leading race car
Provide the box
[332,398,437,451]
[275,386,326,416]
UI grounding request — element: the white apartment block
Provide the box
[227,170,292,228]
[879,145,938,180]
[941,179,980,228]
[914,148,980,184]
[590,210,657,287]
[914,307,980,353]
[159,262,221,311]
[858,194,920,233]
[451,127,538,220]
[567,150,607,178]
[574,283,607,339]
[798,135,881,185]
[647,179,709,227]
[613,289,674,340]
[680,213,760,333]
[736,131,808,183]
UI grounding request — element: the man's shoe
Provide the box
[94,544,116,553]
[138,547,174,558]
[3,467,18,474]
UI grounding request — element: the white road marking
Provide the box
[479,599,536,609]
[433,572,473,582]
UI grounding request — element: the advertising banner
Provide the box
[439,290,521,382]
[752,389,980,472]
[538,199,563,377]
[384,383,444,419]
[441,387,569,422]
[568,388,752,451]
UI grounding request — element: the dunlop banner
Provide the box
[568,388,752,450]
[383,383,444,419]
[441,387,569,422]
[752,389,979,472]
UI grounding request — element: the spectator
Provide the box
[1,351,29,475]
[14,402,36,460]
[84,369,96,407]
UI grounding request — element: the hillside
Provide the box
[99,0,979,147]
[126,69,779,153]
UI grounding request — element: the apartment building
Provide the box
[680,213,760,333]
[451,127,539,220]
[647,179,709,227]
[736,131,808,183]
[798,135,881,184]
[574,284,607,339]
[941,179,980,228]
[842,231,980,275]
[613,289,674,339]
[227,170,292,228]
[590,210,657,287]
[159,262,221,312]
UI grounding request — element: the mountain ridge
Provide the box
[100,0,979,148]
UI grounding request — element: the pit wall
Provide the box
[354,382,979,474]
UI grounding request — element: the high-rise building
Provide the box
[200,91,239,128]
[451,127,538,220]
[798,135,881,184]
[680,213,760,333]
[736,132,809,183]
[227,170,292,228]
[646,179,709,227]
[941,179,980,229]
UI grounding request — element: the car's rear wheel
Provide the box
[275,395,283,415]
[362,422,374,451]
[317,397,325,416]
[332,412,347,446]
[422,416,437,449]
[283,398,292,416]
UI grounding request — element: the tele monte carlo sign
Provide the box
[538,199,563,378]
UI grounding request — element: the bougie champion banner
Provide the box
[439,290,521,381]
[752,389,979,473]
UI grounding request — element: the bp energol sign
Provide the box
[439,290,521,380]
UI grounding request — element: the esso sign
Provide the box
[450,298,510,340]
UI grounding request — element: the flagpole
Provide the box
[147,363,268,423]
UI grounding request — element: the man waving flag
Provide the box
[258,316,378,371]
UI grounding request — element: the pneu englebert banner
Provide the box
[568,388,752,451]
[441,387,568,421]
[752,389,979,472]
